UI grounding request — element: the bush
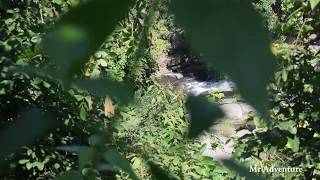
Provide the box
[113,82,228,179]
[233,0,320,179]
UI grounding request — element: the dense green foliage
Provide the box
[113,84,229,179]
[0,0,162,178]
[234,0,320,179]
[0,0,230,179]
[1,0,319,179]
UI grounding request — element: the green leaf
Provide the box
[172,0,276,117]
[0,109,54,167]
[95,51,108,59]
[186,96,224,138]
[18,159,29,165]
[74,95,84,101]
[310,0,320,9]
[281,69,288,82]
[148,162,177,180]
[79,106,87,121]
[79,147,95,169]
[26,162,33,170]
[222,160,267,180]
[33,162,45,171]
[97,59,108,67]
[103,150,138,180]
[286,136,300,152]
[44,0,133,78]
[55,171,82,180]
[52,0,63,5]
[278,121,297,134]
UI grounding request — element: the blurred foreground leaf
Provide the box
[310,0,320,9]
[148,162,177,180]
[222,160,266,180]
[55,171,82,180]
[44,0,133,78]
[0,109,54,168]
[74,79,133,103]
[56,145,87,153]
[172,0,276,117]
[104,150,138,180]
[186,96,224,138]
[79,146,95,169]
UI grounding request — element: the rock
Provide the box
[235,129,252,137]
[308,34,317,41]
[163,72,183,79]
[308,45,320,54]
[199,99,255,161]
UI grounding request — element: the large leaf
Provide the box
[55,171,82,180]
[148,162,177,180]
[286,136,300,152]
[56,145,88,153]
[104,150,138,180]
[44,0,133,78]
[79,147,95,169]
[0,109,54,167]
[74,79,133,103]
[172,0,276,117]
[222,160,267,180]
[277,121,297,135]
[310,0,320,9]
[186,96,224,138]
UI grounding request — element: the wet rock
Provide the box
[308,34,317,41]
[163,72,183,79]
[308,45,320,54]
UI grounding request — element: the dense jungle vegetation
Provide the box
[0,0,320,179]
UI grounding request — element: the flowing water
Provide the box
[158,70,254,160]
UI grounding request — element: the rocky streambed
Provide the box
[155,53,255,160]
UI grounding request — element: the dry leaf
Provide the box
[104,96,114,118]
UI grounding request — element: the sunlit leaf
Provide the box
[148,162,177,180]
[104,150,138,180]
[278,121,297,134]
[222,160,267,180]
[286,136,300,152]
[44,0,133,78]
[186,96,224,138]
[33,162,45,171]
[172,0,276,117]
[55,171,82,180]
[0,108,55,167]
[310,0,320,9]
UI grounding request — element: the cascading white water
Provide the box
[177,77,235,96]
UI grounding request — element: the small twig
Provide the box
[39,4,44,24]
[293,20,306,46]
[285,6,303,22]
[51,5,60,17]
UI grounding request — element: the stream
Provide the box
[157,69,254,160]
[156,34,255,160]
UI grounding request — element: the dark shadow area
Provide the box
[166,32,221,81]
